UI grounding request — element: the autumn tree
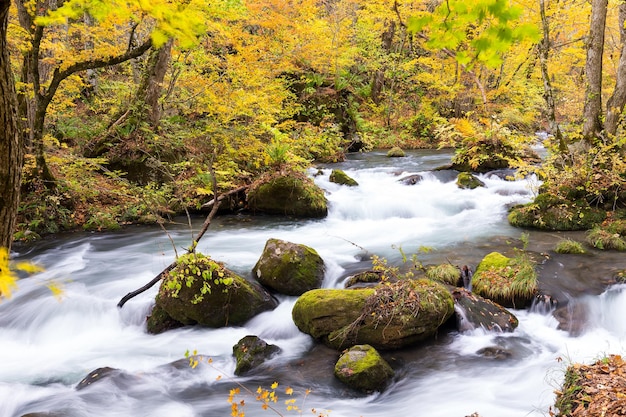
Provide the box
[12,0,204,185]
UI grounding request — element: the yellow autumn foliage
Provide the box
[0,247,44,299]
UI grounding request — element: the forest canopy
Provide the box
[1,0,625,243]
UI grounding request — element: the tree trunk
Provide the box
[138,39,173,127]
[0,0,24,251]
[582,0,608,141]
[539,0,565,152]
[604,3,626,137]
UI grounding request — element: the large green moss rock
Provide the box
[292,279,454,350]
[147,253,277,333]
[329,169,358,186]
[334,344,394,392]
[508,193,606,231]
[247,173,328,218]
[456,172,485,189]
[471,252,537,308]
[253,238,325,296]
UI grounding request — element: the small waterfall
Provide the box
[530,294,558,315]
[454,304,476,332]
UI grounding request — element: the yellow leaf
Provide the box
[271,381,278,389]
[285,387,294,395]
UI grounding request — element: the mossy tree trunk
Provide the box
[604,3,626,137]
[582,0,608,142]
[0,0,23,250]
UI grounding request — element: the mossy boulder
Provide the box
[386,147,405,157]
[247,172,328,218]
[329,169,358,186]
[292,279,455,350]
[253,238,325,296]
[451,288,518,332]
[456,172,485,189]
[232,335,281,376]
[334,344,394,392]
[471,252,537,308]
[147,253,277,333]
[508,193,606,231]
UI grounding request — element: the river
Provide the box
[2,149,625,417]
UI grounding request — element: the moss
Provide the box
[472,252,537,308]
[456,172,485,189]
[554,239,586,254]
[329,169,358,186]
[247,172,328,218]
[508,195,606,231]
[587,228,626,251]
[386,146,405,157]
[426,264,461,286]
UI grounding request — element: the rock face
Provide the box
[232,335,280,376]
[147,253,277,333]
[452,288,518,332]
[292,279,455,350]
[247,172,328,218]
[334,344,394,392]
[456,172,485,189]
[329,169,358,186]
[253,238,325,296]
[471,252,537,308]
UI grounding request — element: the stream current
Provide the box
[2,149,626,417]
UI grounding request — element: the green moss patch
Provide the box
[472,252,537,308]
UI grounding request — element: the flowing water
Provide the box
[2,150,625,417]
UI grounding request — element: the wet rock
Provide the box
[476,346,513,360]
[233,335,281,376]
[398,174,423,185]
[456,172,485,189]
[329,169,358,187]
[334,344,394,392]
[553,302,589,336]
[452,288,519,332]
[148,253,277,333]
[146,304,184,334]
[253,238,325,296]
[292,279,455,350]
[247,172,327,218]
[75,367,120,390]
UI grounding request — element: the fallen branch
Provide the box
[201,185,249,209]
[117,197,222,308]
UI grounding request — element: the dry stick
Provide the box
[117,194,223,309]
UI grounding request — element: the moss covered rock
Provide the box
[508,193,606,231]
[586,219,626,251]
[334,344,394,392]
[329,169,358,186]
[147,253,277,333]
[456,172,485,189]
[472,252,537,308]
[292,279,454,350]
[247,172,328,218]
[386,146,405,157]
[253,238,325,296]
[232,335,280,376]
[344,270,383,288]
